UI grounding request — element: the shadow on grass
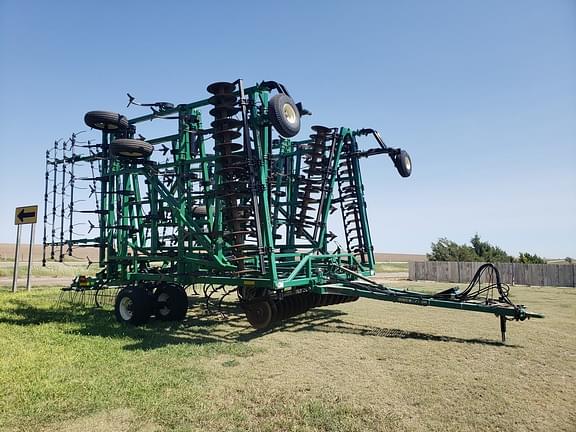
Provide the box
[0,298,229,349]
[230,309,516,347]
[0,296,517,350]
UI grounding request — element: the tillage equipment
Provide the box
[43,79,542,341]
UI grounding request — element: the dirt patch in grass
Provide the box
[42,408,159,432]
[196,283,575,431]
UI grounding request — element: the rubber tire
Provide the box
[110,139,154,158]
[393,150,412,178]
[268,94,301,138]
[84,111,129,131]
[154,284,188,322]
[114,287,154,325]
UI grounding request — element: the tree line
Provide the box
[427,234,548,264]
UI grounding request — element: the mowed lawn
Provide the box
[0,281,574,432]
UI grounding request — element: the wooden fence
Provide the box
[409,261,576,287]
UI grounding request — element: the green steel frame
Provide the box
[69,84,375,292]
[44,79,542,340]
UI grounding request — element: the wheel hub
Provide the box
[283,103,297,124]
[118,297,133,321]
[157,292,171,316]
[245,300,273,329]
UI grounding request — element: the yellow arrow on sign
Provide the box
[14,205,38,225]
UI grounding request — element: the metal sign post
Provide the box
[12,225,22,293]
[26,223,36,291]
[13,205,38,293]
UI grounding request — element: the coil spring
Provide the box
[207,82,258,273]
[294,125,333,238]
[336,139,367,262]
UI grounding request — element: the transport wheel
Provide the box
[268,94,301,138]
[245,300,274,329]
[114,287,153,325]
[393,150,412,178]
[154,284,188,321]
[110,139,154,158]
[84,110,129,131]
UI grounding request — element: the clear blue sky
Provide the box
[0,0,574,258]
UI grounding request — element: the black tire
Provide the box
[114,287,153,325]
[268,94,301,138]
[110,139,154,158]
[393,150,412,178]
[154,284,188,321]
[84,111,129,131]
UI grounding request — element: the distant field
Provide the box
[0,261,96,279]
[1,245,428,264]
[0,247,412,281]
[374,253,426,262]
[374,262,409,273]
[0,243,99,262]
[0,282,573,431]
[0,262,406,282]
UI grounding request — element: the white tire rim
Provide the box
[119,297,133,321]
[404,156,411,171]
[157,292,171,316]
[282,103,297,125]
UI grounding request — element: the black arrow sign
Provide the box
[18,208,36,222]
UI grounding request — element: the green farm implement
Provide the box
[43,79,542,341]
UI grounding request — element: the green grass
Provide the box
[0,290,259,431]
[0,283,574,431]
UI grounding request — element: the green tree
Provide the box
[427,238,478,262]
[428,234,541,263]
[470,234,514,263]
[518,252,546,264]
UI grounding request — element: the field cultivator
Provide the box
[43,79,542,341]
